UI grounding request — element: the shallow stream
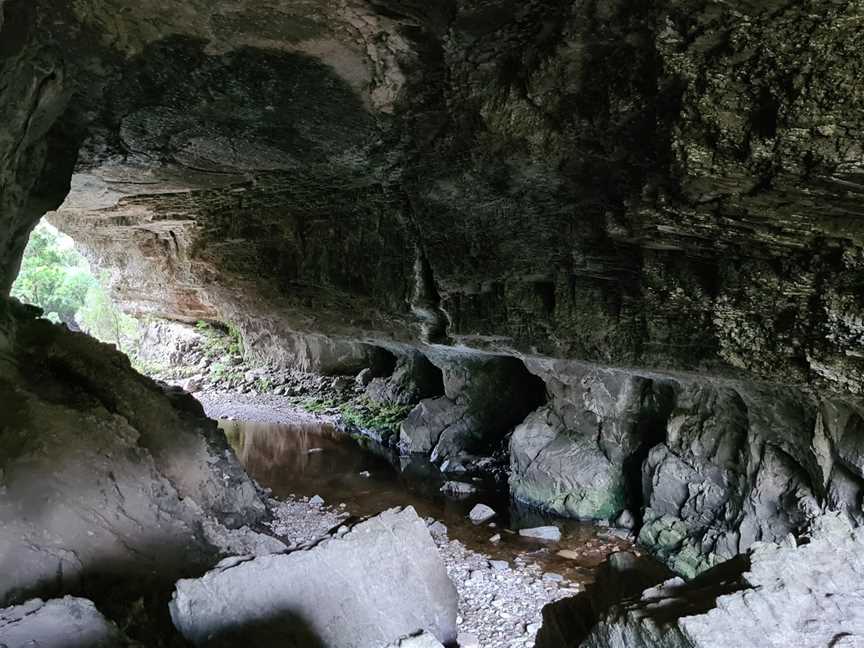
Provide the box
[220,417,634,586]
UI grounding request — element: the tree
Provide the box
[76,274,140,354]
[11,221,141,355]
[11,222,97,328]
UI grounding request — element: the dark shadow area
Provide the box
[412,351,446,399]
[622,380,676,528]
[188,611,327,648]
[535,551,674,648]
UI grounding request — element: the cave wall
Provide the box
[2,0,864,580]
[0,0,860,392]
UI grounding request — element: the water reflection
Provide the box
[220,418,634,584]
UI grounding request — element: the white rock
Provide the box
[468,503,497,524]
[440,481,477,496]
[518,526,561,541]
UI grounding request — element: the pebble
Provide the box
[440,481,477,496]
[489,534,501,543]
[359,471,371,478]
[468,503,497,524]
[556,549,580,560]
[518,526,561,541]
[309,494,325,507]
[489,560,509,571]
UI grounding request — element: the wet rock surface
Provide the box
[170,507,458,648]
[512,358,864,577]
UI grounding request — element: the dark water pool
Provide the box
[220,417,634,585]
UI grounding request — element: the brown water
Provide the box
[220,417,635,585]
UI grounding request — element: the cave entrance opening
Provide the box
[10,218,143,358]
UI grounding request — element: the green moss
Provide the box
[337,397,413,439]
[302,397,337,413]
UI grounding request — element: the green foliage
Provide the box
[303,397,337,413]
[76,272,140,354]
[337,397,413,436]
[11,222,97,327]
[196,320,244,361]
[12,221,141,355]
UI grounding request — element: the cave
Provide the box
[1,1,863,647]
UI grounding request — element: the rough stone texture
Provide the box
[0,0,861,394]
[169,506,458,648]
[0,596,135,648]
[535,551,673,648]
[2,0,864,594]
[384,631,445,648]
[511,361,674,521]
[365,350,443,406]
[0,298,270,607]
[400,352,545,461]
[512,358,864,577]
[137,318,206,367]
[575,515,864,648]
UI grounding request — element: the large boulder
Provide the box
[637,382,828,577]
[0,596,134,648]
[400,352,545,461]
[169,507,458,647]
[0,299,272,607]
[511,358,864,577]
[510,361,673,521]
[577,515,864,648]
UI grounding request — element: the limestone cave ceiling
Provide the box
[1,0,864,392]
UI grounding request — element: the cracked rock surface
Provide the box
[573,515,864,648]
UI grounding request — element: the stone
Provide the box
[0,597,132,648]
[510,366,673,521]
[574,515,864,648]
[489,560,509,571]
[457,633,480,648]
[169,507,458,647]
[535,551,674,648]
[519,526,562,542]
[400,354,545,461]
[614,510,635,530]
[556,550,580,560]
[489,534,501,543]
[384,631,445,648]
[468,503,497,524]
[0,303,268,607]
[440,481,477,496]
[308,494,325,507]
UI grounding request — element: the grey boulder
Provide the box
[0,597,132,648]
[578,515,864,648]
[169,507,457,647]
[468,503,496,524]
